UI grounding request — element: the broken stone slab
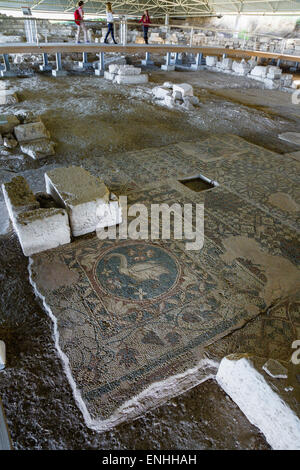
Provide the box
[267,66,282,79]
[152,86,172,100]
[216,354,300,450]
[163,81,173,89]
[0,340,5,370]
[114,74,148,85]
[2,175,39,222]
[45,166,121,237]
[279,132,300,146]
[14,121,50,143]
[281,74,293,87]
[15,207,71,256]
[173,83,193,97]
[20,139,55,160]
[172,90,183,101]
[0,90,19,105]
[250,65,269,78]
[0,114,20,135]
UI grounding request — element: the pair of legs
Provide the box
[76,22,88,43]
[105,23,117,44]
[143,26,149,44]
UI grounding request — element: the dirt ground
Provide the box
[0,61,299,449]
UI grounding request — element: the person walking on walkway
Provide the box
[74,1,89,43]
[104,2,117,44]
[139,10,151,44]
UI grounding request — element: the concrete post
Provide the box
[95,51,105,76]
[190,52,204,70]
[78,52,92,69]
[141,51,154,66]
[52,52,67,77]
[39,52,52,71]
[1,54,16,77]
[161,51,175,71]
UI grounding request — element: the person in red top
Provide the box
[139,10,151,45]
[74,1,89,43]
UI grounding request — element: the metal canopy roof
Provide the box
[0,0,299,17]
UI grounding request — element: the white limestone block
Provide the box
[206,56,218,67]
[172,90,183,101]
[14,121,50,143]
[232,60,251,75]
[264,78,281,90]
[15,208,70,256]
[114,74,148,85]
[251,66,268,78]
[2,176,39,223]
[45,166,120,237]
[216,354,300,450]
[152,86,172,100]
[117,66,141,76]
[0,340,6,370]
[108,64,120,74]
[0,90,19,105]
[173,83,193,97]
[20,139,55,159]
[104,71,115,81]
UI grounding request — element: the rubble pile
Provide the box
[104,64,148,85]
[205,57,297,91]
[0,105,55,160]
[152,82,199,110]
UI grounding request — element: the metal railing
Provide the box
[0,16,299,56]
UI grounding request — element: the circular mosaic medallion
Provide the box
[95,242,181,302]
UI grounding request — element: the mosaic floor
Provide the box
[29,134,300,429]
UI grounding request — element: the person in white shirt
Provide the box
[104,2,117,44]
[74,1,89,43]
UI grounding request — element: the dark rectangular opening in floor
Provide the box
[179,174,218,192]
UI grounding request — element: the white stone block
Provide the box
[232,60,251,75]
[206,56,218,67]
[281,74,293,87]
[152,86,172,100]
[104,71,115,80]
[117,66,141,76]
[216,354,300,450]
[45,166,121,237]
[20,139,55,159]
[14,121,50,143]
[15,208,71,256]
[173,83,193,97]
[2,176,39,223]
[0,340,6,370]
[251,66,268,78]
[114,74,148,85]
[108,64,120,74]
